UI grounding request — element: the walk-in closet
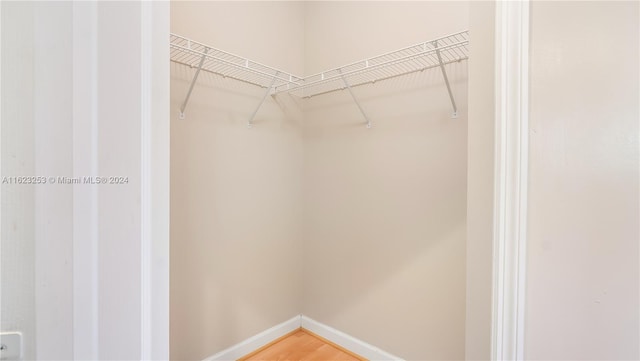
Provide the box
[0,1,637,360]
[170,2,469,360]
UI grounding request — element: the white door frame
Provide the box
[72,1,170,359]
[491,1,530,360]
[140,2,170,360]
[142,1,532,358]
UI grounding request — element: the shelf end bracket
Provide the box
[434,40,458,118]
[247,73,279,128]
[179,47,209,119]
[339,69,372,128]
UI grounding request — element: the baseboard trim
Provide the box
[202,314,403,361]
[301,315,403,361]
[203,315,301,361]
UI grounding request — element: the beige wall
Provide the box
[526,1,639,359]
[301,2,468,360]
[171,2,470,360]
[170,2,304,360]
[465,2,494,360]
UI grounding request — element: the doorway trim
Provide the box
[491,1,530,360]
[140,2,170,360]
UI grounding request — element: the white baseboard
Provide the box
[202,314,403,361]
[203,315,301,361]
[301,315,403,361]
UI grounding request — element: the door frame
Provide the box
[491,1,530,360]
[141,2,170,360]
[142,0,530,360]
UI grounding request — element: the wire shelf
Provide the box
[274,30,468,98]
[170,30,469,123]
[170,34,304,90]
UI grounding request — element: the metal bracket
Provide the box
[339,69,372,128]
[179,47,209,119]
[434,40,458,118]
[247,73,279,128]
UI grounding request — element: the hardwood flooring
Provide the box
[238,329,366,361]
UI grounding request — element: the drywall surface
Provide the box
[33,3,74,359]
[1,3,37,359]
[465,2,494,360]
[1,2,169,359]
[302,2,468,359]
[526,1,639,359]
[170,2,305,360]
[1,3,75,359]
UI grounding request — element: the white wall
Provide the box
[1,2,169,360]
[169,2,304,360]
[301,2,468,359]
[1,3,37,359]
[1,3,75,359]
[465,2,494,360]
[525,1,639,359]
[34,3,74,359]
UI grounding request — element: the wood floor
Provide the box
[238,329,366,361]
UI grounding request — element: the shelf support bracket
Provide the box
[247,72,279,128]
[434,40,458,118]
[179,47,209,119]
[339,69,372,128]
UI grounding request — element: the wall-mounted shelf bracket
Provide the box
[179,47,209,119]
[339,70,372,128]
[434,40,458,118]
[247,73,279,128]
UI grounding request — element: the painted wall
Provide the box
[1,2,169,359]
[465,2,495,360]
[301,2,468,359]
[1,3,75,359]
[169,2,305,360]
[1,3,37,359]
[526,1,639,359]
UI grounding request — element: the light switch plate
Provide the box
[0,332,22,360]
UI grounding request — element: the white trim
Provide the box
[202,315,402,361]
[72,3,99,359]
[300,316,403,361]
[0,0,3,338]
[141,2,170,360]
[140,1,153,359]
[492,1,530,361]
[203,315,302,361]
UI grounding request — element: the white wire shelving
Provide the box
[171,30,469,126]
[170,34,304,122]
